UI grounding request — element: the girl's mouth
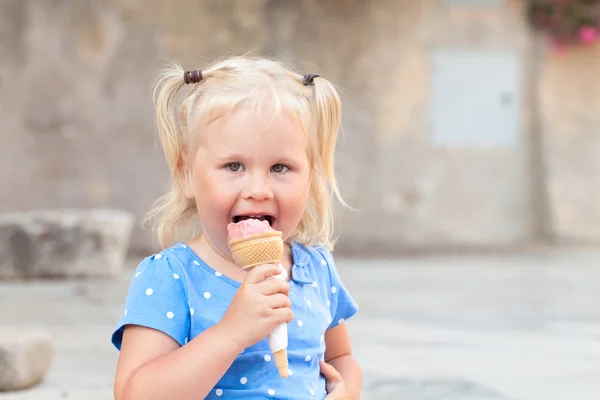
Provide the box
[232,215,275,226]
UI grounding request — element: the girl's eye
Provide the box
[271,164,289,173]
[227,162,243,172]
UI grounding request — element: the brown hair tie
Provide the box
[303,74,320,86]
[184,69,203,84]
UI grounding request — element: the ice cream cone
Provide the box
[228,229,289,378]
[229,231,284,270]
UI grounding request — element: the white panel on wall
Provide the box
[429,49,522,147]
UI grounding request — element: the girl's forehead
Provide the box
[194,106,311,149]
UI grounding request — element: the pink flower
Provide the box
[578,26,598,45]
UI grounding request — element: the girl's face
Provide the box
[184,107,312,260]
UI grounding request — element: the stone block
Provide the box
[0,331,54,391]
[0,209,134,280]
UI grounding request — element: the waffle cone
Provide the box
[273,348,289,378]
[229,231,284,269]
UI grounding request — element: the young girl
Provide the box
[111,56,361,399]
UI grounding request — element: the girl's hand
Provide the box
[320,360,348,399]
[218,263,293,349]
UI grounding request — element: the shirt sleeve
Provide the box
[316,247,359,330]
[111,253,191,350]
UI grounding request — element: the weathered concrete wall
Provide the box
[329,1,536,254]
[1,0,598,254]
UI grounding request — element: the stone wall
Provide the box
[1,0,599,255]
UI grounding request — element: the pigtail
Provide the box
[305,77,348,250]
[143,62,198,248]
[313,77,343,198]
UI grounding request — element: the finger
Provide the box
[319,360,343,382]
[267,293,292,310]
[244,263,282,284]
[258,278,290,296]
[272,307,294,324]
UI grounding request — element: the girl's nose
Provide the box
[241,173,274,201]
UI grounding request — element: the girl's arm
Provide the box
[114,323,243,400]
[324,323,363,399]
[114,262,292,400]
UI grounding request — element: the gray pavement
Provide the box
[1,250,600,399]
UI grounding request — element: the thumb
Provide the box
[319,360,342,382]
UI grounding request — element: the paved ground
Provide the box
[1,250,600,399]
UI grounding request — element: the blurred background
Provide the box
[2,0,600,255]
[1,0,599,399]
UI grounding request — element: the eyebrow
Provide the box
[214,153,246,162]
[214,153,305,164]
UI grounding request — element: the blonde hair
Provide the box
[145,56,347,251]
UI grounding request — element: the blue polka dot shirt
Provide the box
[111,241,359,399]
